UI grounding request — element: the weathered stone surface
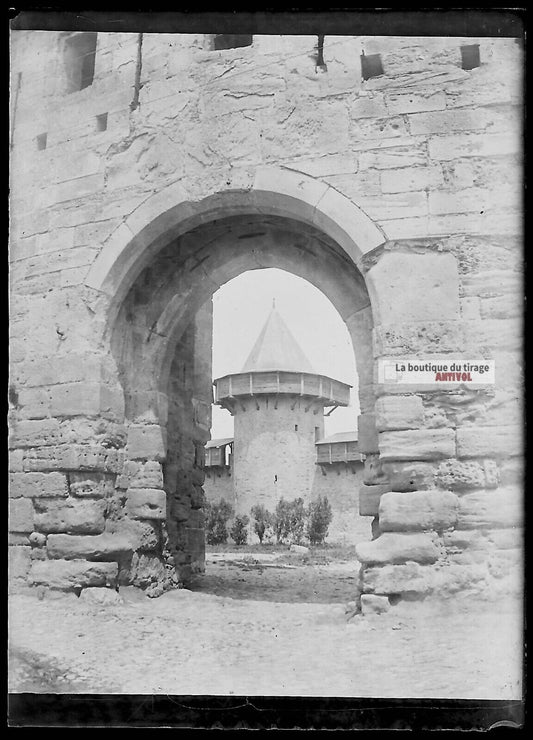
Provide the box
[379,490,458,531]
[362,562,437,595]
[68,472,115,497]
[9,419,61,448]
[33,498,106,534]
[360,594,390,615]
[79,587,124,605]
[375,395,424,431]
[357,414,379,454]
[29,559,119,590]
[125,425,167,461]
[29,531,47,548]
[456,426,523,459]
[356,532,441,565]
[290,544,309,554]
[381,461,437,492]
[9,546,32,579]
[367,252,460,324]
[128,460,165,489]
[359,483,392,516]
[9,449,24,472]
[486,528,523,551]
[112,520,160,551]
[435,459,499,491]
[379,429,455,461]
[456,488,522,530]
[126,489,167,520]
[9,498,34,533]
[127,553,168,589]
[46,533,133,560]
[9,472,68,499]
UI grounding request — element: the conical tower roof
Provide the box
[241,302,315,374]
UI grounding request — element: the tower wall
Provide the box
[232,396,325,515]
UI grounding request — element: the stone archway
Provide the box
[16,167,498,607]
[92,169,386,592]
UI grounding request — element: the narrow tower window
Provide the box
[64,32,98,93]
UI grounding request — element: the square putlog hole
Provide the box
[460,44,480,70]
[96,112,108,131]
[36,133,47,150]
[361,53,384,81]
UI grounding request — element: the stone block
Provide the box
[408,109,485,136]
[362,561,437,595]
[68,472,115,497]
[380,165,443,194]
[9,449,24,472]
[356,531,441,565]
[125,425,167,461]
[357,414,379,454]
[456,487,522,530]
[126,489,167,520]
[9,546,32,579]
[128,460,165,489]
[456,426,523,459]
[385,90,446,115]
[117,520,160,551]
[379,490,458,531]
[360,594,390,616]
[9,498,34,533]
[374,322,464,356]
[375,395,424,431]
[367,252,460,324]
[379,429,455,461]
[49,382,99,417]
[29,559,119,590]
[79,587,124,605]
[9,418,61,448]
[33,498,106,534]
[428,132,520,161]
[359,483,392,516]
[127,552,167,589]
[9,472,68,499]
[381,461,437,492]
[486,528,523,551]
[434,459,498,491]
[46,533,133,560]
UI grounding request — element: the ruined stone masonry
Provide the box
[9,32,523,606]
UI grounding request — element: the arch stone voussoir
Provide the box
[84,167,386,300]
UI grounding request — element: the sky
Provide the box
[210,268,360,439]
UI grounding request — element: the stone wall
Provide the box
[9,31,523,603]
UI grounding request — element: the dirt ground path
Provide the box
[9,554,524,699]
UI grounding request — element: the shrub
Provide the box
[230,514,250,545]
[250,505,273,544]
[306,495,333,545]
[205,498,234,545]
[274,497,306,545]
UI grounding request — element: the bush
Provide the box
[230,514,250,545]
[274,497,306,545]
[250,505,273,544]
[205,498,234,545]
[306,495,333,545]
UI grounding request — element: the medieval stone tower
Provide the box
[212,303,351,515]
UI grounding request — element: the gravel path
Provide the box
[9,558,523,698]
